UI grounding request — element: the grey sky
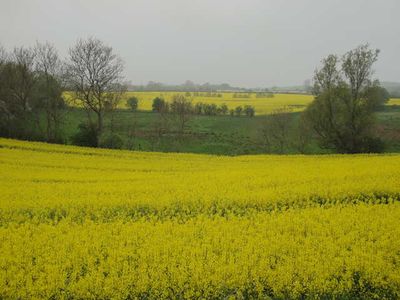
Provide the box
[0,0,399,87]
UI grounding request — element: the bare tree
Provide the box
[34,41,65,142]
[65,37,126,146]
[0,45,7,65]
[170,94,192,133]
[0,45,10,127]
[259,107,293,154]
[293,113,312,154]
[10,47,37,113]
[150,102,171,149]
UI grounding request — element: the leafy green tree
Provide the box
[71,122,98,147]
[204,103,218,115]
[305,44,387,153]
[244,105,255,117]
[127,96,139,111]
[194,102,204,115]
[152,97,168,112]
[219,104,228,115]
[235,106,243,116]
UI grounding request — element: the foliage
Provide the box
[152,97,168,113]
[88,91,314,115]
[0,44,65,142]
[99,133,124,149]
[1,138,400,299]
[126,96,139,111]
[70,122,98,147]
[305,45,388,153]
[170,94,193,132]
[259,107,294,153]
[235,106,243,116]
[243,105,255,117]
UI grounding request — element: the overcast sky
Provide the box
[0,0,399,87]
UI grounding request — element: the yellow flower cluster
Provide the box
[1,138,400,298]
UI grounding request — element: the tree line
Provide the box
[144,96,255,117]
[0,42,65,142]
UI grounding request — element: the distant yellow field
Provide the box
[388,98,400,106]
[1,138,400,298]
[64,92,314,115]
[122,92,314,115]
[64,92,400,115]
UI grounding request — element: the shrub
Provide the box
[152,97,168,113]
[127,97,139,111]
[71,123,98,147]
[194,102,204,115]
[360,137,385,153]
[244,105,255,117]
[99,133,124,149]
[235,106,243,116]
[219,104,228,115]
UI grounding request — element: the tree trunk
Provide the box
[96,111,103,147]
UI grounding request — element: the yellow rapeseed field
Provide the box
[65,91,314,115]
[1,138,400,298]
[388,98,400,106]
[65,91,400,116]
[121,92,314,115]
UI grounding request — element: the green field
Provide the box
[43,92,400,154]
[59,106,400,155]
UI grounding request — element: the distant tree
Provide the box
[194,102,204,115]
[9,47,38,114]
[304,79,312,94]
[219,103,228,115]
[204,103,218,115]
[126,114,139,150]
[65,37,126,147]
[71,122,98,147]
[292,113,312,154]
[363,82,390,110]
[152,97,168,112]
[0,47,38,138]
[229,109,235,117]
[183,80,195,91]
[150,102,171,149]
[127,96,139,111]
[34,42,65,142]
[260,107,293,153]
[170,94,192,133]
[305,44,386,153]
[99,133,123,149]
[0,45,7,124]
[235,106,243,116]
[244,105,255,117]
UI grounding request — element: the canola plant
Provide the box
[1,138,400,299]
